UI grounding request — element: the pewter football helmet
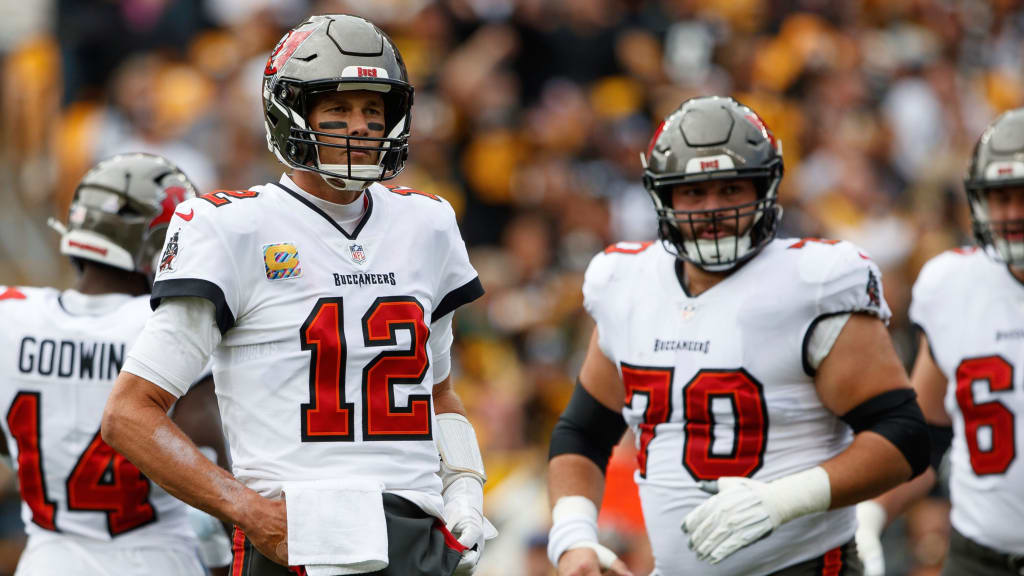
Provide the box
[51,153,197,277]
[643,96,783,271]
[263,14,413,191]
[965,108,1024,265]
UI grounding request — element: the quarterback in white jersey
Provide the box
[102,15,491,576]
[0,154,229,576]
[858,109,1024,576]
[547,97,930,576]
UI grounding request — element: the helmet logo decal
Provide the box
[265,29,315,76]
[684,154,735,174]
[744,114,777,148]
[342,66,390,79]
[149,186,188,230]
[646,119,667,158]
[985,161,1024,180]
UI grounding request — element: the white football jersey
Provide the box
[583,238,891,576]
[909,248,1024,555]
[0,287,194,547]
[149,175,483,517]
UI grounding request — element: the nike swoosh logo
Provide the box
[175,209,194,221]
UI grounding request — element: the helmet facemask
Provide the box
[646,173,782,272]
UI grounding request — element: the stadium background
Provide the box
[0,0,1016,574]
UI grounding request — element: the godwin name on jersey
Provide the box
[0,287,194,546]
[910,248,1024,555]
[149,176,483,517]
[583,238,890,576]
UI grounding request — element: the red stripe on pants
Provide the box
[822,546,843,576]
[231,527,246,576]
[230,525,308,575]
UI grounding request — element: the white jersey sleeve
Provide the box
[432,201,483,322]
[907,250,953,360]
[801,240,892,375]
[150,197,244,334]
[813,241,891,321]
[582,244,635,364]
[123,297,221,398]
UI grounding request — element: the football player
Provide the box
[546,96,931,576]
[0,153,231,575]
[100,14,492,576]
[856,109,1024,576]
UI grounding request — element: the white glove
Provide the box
[444,475,497,575]
[855,501,887,576]
[682,467,831,565]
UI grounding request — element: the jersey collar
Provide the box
[273,174,374,240]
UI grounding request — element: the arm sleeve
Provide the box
[806,313,851,371]
[432,204,484,321]
[122,297,222,398]
[428,312,454,383]
[908,253,951,342]
[150,201,242,334]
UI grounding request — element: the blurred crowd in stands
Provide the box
[2,0,1023,574]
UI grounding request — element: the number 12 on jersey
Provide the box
[300,296,432,442]
[622,364,768,480]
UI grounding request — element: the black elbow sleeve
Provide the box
[841,388,931,478]
[549,381,628,474]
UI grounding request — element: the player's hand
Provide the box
[444,477,486,574]
[557,546,634,576]
[243,495,288,566]
[682,477,777,564]
[855,501,887,576]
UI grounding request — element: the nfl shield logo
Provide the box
[349,244,366,265]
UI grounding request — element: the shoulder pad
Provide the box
[910,249,975,319]
[583,244,654,316]
[0,286,28,301]
[384,184,444,203]
[194,188,263,209]
[789,238,890,320]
